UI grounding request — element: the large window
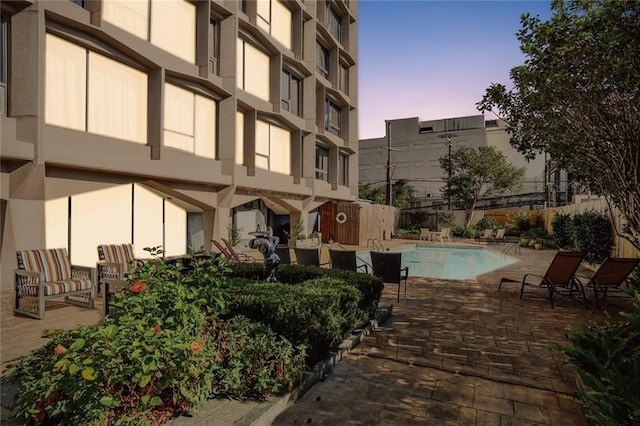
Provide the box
[237,38,270,101]
[339,153,349,186]
[236,111,244,165]
[255,120,291,175]
[281,69,301,116]
[316,42,329,79]
[315,145,329,181]
[257,0,292,50]
[45,34,148,143]
[325,99,341,136]
[0,13,7,114]
[326,4,342,43]
[338,61,349,95]
[209,19,219,74]
[164,83,216,158]
[102,0,195,63]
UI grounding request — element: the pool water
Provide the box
[357,245,517,280]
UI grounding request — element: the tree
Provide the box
[439,146,524,228]
[358,183,385,204]
[477,0,640,250]
[358,180,415,208]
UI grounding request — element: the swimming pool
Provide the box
[357,245,517,280]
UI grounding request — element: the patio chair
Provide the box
[275,245,293,264]
[15,248,95,319]
[479,228,493,243]
[328,248,369,273]
[499,251,587,308]
[370,251,409,302]
[419,228,430,241]
[439,228,452,243]
[221,238,258,262]
[293,247,329,267]
[577,257,640,308]
[97,243,142,293]
[490,228,506,244]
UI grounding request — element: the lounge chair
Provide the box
[328,248,369,273]
[479,228,493,243]
[221,238,258,262]
[370,251,408,302]
[490,228,506,244]
[439,227,452,243]
[499,251,587,308]
[577,257,640,308]
[419,228,431,241]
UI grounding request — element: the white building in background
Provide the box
[358,115,546,208]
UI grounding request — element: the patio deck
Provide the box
[0,240,631,424]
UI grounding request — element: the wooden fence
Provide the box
[320,202,397,246]
[486,196,639,259]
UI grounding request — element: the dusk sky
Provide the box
[358,0,554,139]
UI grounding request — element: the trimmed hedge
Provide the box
[227,263,384,319]
[225,264,384,364]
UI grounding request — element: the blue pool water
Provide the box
[357,245,517,280]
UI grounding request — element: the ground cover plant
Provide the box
[7,250,307,425]
[555,285,640,425]
[7,251,383,424]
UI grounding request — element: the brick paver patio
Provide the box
[1,241,631,424]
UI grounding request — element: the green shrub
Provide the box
[227,263,384,320]
[572,211,612,264]
[508,211,531,232]
[475,216,498,231]
[551,212,574,249]
[210,316,306,398]
[7,253,306,424]
[223,278,363,365]
[451,225,475,238]
[555,289,640,425]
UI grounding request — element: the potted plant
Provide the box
[534,238,543,250]
[286,221,306,248]
[519,231,532,247]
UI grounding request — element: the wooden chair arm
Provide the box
[15,269,42,280]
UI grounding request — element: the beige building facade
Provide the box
[0,0,358,290]
[359,115,545,208]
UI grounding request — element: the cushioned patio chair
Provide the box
[370,251,409,302]
[499,251,587,308]
[577,257,640,308]
[329,248,368,273]
[15,248,95,319]
[97,243,142,292]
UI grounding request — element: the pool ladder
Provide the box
[501,243,520,257]
[366,238,385,251]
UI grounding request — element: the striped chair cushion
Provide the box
[43,278,92,296]
[16,248,72,282]
[98,244,135,264]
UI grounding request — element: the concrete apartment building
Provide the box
[359,115,545,208]
[0,0,359,288]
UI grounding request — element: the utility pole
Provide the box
[380,122,401,206]
[438,132,458,210]
[385,120,392,206]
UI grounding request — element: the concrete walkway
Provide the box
[1,240,630,424]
